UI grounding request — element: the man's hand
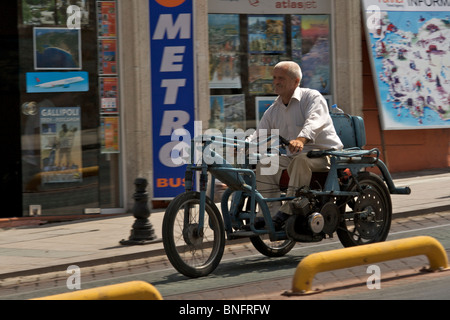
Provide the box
[289,137,309,154]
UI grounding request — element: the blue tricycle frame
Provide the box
[162,113,411,278]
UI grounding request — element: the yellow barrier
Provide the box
[32,281,163,300]
[290,236,449,295]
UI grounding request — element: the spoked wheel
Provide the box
[162,191,225,278]
[222,188,296,257]
[337,172,392,247]
[250,235,296,257]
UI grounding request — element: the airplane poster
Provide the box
[26,71,89,93]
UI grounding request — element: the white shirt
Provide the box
[253,87,343,154]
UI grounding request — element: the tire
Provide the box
[250,235,296,257]
[337,172,392,247]
[222,188,296,257]
[162,191,225,278]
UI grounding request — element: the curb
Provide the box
[0,213,130,229]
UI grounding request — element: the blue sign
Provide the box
[149,0,195,199]
[26,72,89,93]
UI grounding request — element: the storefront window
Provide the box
[18,0,121,216]
[208,0,333,130]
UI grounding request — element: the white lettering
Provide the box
[161,46,185,72]
[159,111,191,168]
[66,265,81,290]
[41,108,80,117]
[161,79,186,104]
[152,14,191,40]
[160,141,186,168]
[66,5,81,29]
[170,128,191,166]
[365,5,381,32]
[179,304,214,318]
[160,110,190,136]
[223,304,271,315]
[367,265,381,290]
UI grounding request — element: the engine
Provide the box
[286,196,340,242]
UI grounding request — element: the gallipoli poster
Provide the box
[362,0,450,130]
[40,107,82,184]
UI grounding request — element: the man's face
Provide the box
[272,67,299,98]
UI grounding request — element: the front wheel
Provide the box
[162,191,225,278]
[337,172,392,247]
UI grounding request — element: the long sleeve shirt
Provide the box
[253,87,343,155]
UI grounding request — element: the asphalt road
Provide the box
[1,211,449,301]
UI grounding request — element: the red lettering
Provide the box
[275,1,317,9]
[379,0,403,3]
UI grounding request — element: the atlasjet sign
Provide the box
[149,0,195,199]
[208,0,332,14]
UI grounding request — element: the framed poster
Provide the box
[255,96,276,126]
[98,39,117,75]
[97,1,117,38]
[34,27,82,70]
[248,54,281,95]
[209,14,242,89]
[101,117,120,153]
[40,107,82,184]
[210,94,246,130]
[298,15,331,95]
[22,0,90,26]
[362,0,450,129]
[248,15,286,54]
[99,77,119,114]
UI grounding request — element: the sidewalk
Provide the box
[0,168,449,280]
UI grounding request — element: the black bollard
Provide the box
[120,178,158,245]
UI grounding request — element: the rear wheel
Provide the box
[337,172,392,247]
[250,235,296,257]
[222,188,296,257]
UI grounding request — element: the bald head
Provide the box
[273,61,302,84]
[272,61,302,104]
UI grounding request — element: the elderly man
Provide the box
[253,61,343,230]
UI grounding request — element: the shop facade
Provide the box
[1,0,448,218]
[2,0,123,218]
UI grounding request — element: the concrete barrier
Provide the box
[32,281,163,300]
[289,236,449,295]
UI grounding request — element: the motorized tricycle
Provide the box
[162,113,411,278]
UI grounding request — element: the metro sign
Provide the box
[149,0,195,199]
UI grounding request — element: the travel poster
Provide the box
[97,1,117,38]
[99,77,119,114]
[210,94,246,130]
[248,54,281,95]
[255,96,276,126]
[208,14,241,89]
[40,106,82,184]
[299,15,331,95]
[101,116,120,153]
[248,15,286,54]
[98,39,117,75]
[34,27,82,70]
[362,0,450,129]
